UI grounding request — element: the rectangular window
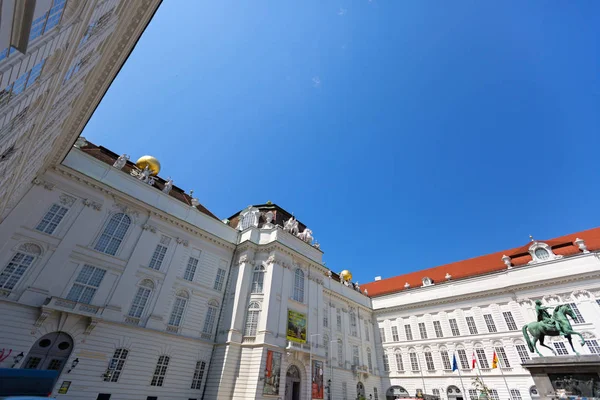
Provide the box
[554,342,569,355]
[490,390,500,400]
[374,388,378,400]
[466,316,478,334]
[36,204,68,234]
[409,352,419,371]
[66,265,106,304]
[476,348,489,368]
[149,244,168,270]
[44,0,66,33]
[418,322,428,339]
[365,323,370,341]
[510,389,522,400]
[337,340,344,367]
[191,361,206,389]
[391,326,399,341]
[440,350,452,370]
[404,324,413,340]
[424,352,435,371]
[379,327,386,343]
[503,311,518,331]
[383,354,390,372]
[26,60,45,88]
[168,296,187,327]
[337,309,342,331]
[449,318,460,336]
[484,314,497,333]
[433,321,443,338]
[516,344,530,363]
[495,347,510,368]
[457,349,469,369]
[323,309,328,328]
[350,313,357,337]
[0,252,35,290]
[469,389,478,400]
[352,345,359,366]
[568,303,585,324]
[342,382,347,399]
[150,355,169,386]
[367,351,373,372]
[587,339,600,354]
[214,268,226,291]
[184,257,199,281]
[203,305,217,334]
[128,287,151,318]
[395,352,404,371]
[104,348,128,382]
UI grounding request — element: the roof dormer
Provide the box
[528,241,562,264]
[422,277,433,287]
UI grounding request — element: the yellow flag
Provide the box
[492,351,499,369]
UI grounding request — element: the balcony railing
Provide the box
[44,296,104,316]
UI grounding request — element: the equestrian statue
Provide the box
[522,300,586,356]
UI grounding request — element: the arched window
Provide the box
[95,213,131,255]
[423,347,435,371]
[0,243,42,291]
[237,207,260,231]
[337,339,344,367]
[22,331,73,374]
[245,301,261,336]
[293,268,304,302]
[475,343,489,368]
[168,291,189,327]
[534,248,549,260]
[202,300,219,335]
[128,279,154,318]
[394,349,404,371]
[252,266,265,294]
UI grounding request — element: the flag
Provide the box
[472,351,476,369]
[491,351,499,369]
[452,354,458,371]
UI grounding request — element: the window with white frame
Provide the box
[449,318,461,336]
[66,265,106,304]
[510,389,522,400]
[342,382,347,399]
[440,349,452,370]
[323,308,328,328]
[168,292,188,327]
[382,354,390,372]
[503,311,518,331]
[203,300,219,335]
[337,309,342,331]
[350,311,357,337]
[476,347,489,368]
[337,340,344,367]
[94,213,131,255]
[150,355,169,386]
[36,204,68,235]
[587,339,600,354]
[252,266,265,293]
[534,248,550,260]
[433,389,440,398]
[365,323,370,341]
[380,327,386,342]
[554,342,569,355]
[568,303,585,323]
[149,236,170,270]
[433,320,443,338]
[245,301,260,336]
[367,349,373,372]
[424,350,435,371]
[484,314,497,332]
[466,316,478,334]
[0,244,41,291]
[404,324,413,340]
[457,348,470,369]
[293,268,304,302]
[395,351,404,371]
[489,389,500,400]
[214,268,226,291]
[419,322,428,339]
[515,344,530,363]
[191,361,206,389]
[352,345,360,366]
[391,326,399,341]
[128,280,154,318]
[495,346,510,367]
[104,348,128,382]
[184,256,199,281]
[469,389,478,400]
[409,351,419,371]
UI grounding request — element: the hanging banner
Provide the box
[287,310,307,343]
[311,360,324,399]
[263,350,282,395]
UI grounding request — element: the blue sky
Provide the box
[82,1,600,284]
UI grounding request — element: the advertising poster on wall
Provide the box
[263,350,282,395]
[311,360,324,399]
[287,310,307,343]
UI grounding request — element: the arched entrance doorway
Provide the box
[23,332,74,375]
[285,365,301,400]
[447,385,464,400]
[386,385,409,400]
[357,382,365,398]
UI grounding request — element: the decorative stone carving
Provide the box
[445,273,452,280]
[113,154,129,170]
[297,228,313,244]
[32,178,54,191]
[528,241,563,264]
[283,216,299,235]
[262,211,274,228]
[364,289,368,295]
[571,289,592,301]
[574,238,589,253]
[162,178,173,194]
[131,166,153,185]
[236,206,260,231]
[518,298,534,307]
[502,255,512,269]
[422,277,433,287]
[142,224,157,233]
[313,241,320,249]
[238,254,248,265]
[176,238,189,247]
[266,255,276,265]
[59,194,76,207]
[404,282,410,289]
[84,318,99,335]
[113,203,139,218]
[73,136,88,148]
[327,270,332,279]
[32,310,51,333]
[82,199,102,211]
[542,294,562,305]
[221,218,230,225]
[18,243,42,255]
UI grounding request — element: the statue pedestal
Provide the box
[522,355,600,399]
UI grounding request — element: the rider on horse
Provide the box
[534,300,562,335]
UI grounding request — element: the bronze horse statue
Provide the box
[522,303,586,356]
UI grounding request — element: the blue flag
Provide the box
[452,354,458,371]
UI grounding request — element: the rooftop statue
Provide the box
[297,228,313,244]
[283,217,299,236]
[113,154,129,170]
[522,301,586,356]
[162,178,173,194]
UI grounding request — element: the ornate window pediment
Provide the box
[236,206,260,231]
[528,242,562,264]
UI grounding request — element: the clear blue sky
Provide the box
[83,1,600,284]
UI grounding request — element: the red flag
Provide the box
[472,351,476,369]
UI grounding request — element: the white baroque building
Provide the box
[0,140,599,400]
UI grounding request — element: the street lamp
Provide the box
[308,333,321,400]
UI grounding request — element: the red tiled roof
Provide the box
[362,227,600,297]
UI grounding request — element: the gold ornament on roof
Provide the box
[340,270,352,282]
[135,155,161,176]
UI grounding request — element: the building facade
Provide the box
[0,140,599,400]
[0,0,162,220]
